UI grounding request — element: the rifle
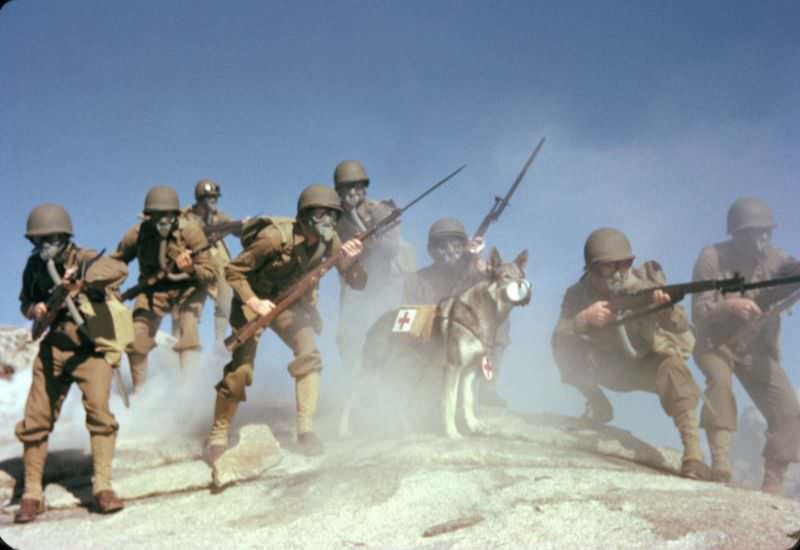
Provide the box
[726,287,800,350]
[609,273,800,325]
[31,250,105,340]
[203,219,246,244]
[472,137,545,240]
[119,243,213,301]
[225,164,466,352]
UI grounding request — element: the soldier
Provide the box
[207,184,366,460]
[113,185,215,389]
[552,228,708,480]
[692,198,800,492]
[333,160,415,375]
[183,178,241,348]
[403,218,509,406]
[15,204,128,522]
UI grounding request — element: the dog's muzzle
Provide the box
[505,279,532,305]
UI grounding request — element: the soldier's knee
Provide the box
[288,350,322,379]
[217,363,253,402]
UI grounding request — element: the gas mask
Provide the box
[200,196,219,215]
[504,279,532,305]
[302,208,340,243]
[339,183,367,210]
[35,234,68,262]
[432,237,466,268]
[150,213,178,238]
[590,259,634,295]
[733,227,772,259]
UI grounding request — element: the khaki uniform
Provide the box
[112,215,215,387]
[335,198,415,373]
[16,244,128,499]
[183,206,240,346]
[692,241,800,464]
[552,266,701,424]
[213,217,366,437]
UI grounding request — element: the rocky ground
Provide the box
[1,404,799,550]
[1,325,799,549]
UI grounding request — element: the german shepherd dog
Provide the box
[339,248,530,439]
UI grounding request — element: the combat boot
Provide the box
[761,458,789,495]
[707,429,732,483]
[296,372,324,456]
[207,392,239,464]
[90,433,123,513]
[297,432,324,456]
[15,440,48,524]
[580,387,613,424]
[674,409,709,481]
[128,353,148,391]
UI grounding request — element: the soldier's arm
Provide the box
[332,236,367,290]
[181,220,217,285]
[552,283,591,342]
[80,249,129,291]
[110,224,140,265]
[224,225,281,303]
[368,200,401,258]
[19,258,38,319]
[691,247,733,330]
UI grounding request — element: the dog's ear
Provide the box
[489,247,502,270]
[514,249,529,271]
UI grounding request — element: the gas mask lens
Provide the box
[153,213,177,238]
[35,234,67,261]
[341,183,367,208]
[592,259,633,278]
[305,208,339,242]
[433,237,466,267]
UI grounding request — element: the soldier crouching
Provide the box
[15,204,128,523]
[207,184,366,461]
[551,228,708,480]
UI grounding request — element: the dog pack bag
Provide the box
[391,305,437,341]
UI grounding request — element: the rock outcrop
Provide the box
[0,406,798,549]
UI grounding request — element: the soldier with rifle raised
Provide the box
[183,178,245,348]
[15,204,129,523]
[403,139,544,406]
[113,185,215,390]
[551,227,710,480]
[333,160,416,382]
[207,184,366,461]
[692,197,800,493]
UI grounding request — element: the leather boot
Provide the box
[128,353,148,391]
[707,429,732,483]
[14,497,45,524]
[207,392,239,464]
[673,409,709,481]
[94,490,124,514]
[15,441,48,523]
[761,458,789,495]
[580,387,613,424]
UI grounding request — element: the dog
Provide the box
[339,247,530,439]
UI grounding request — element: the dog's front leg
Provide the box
[443,366,463,439]
[461,367,482,434]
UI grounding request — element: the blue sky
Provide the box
[2,1,799,447]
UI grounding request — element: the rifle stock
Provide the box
[120,243,212,301]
